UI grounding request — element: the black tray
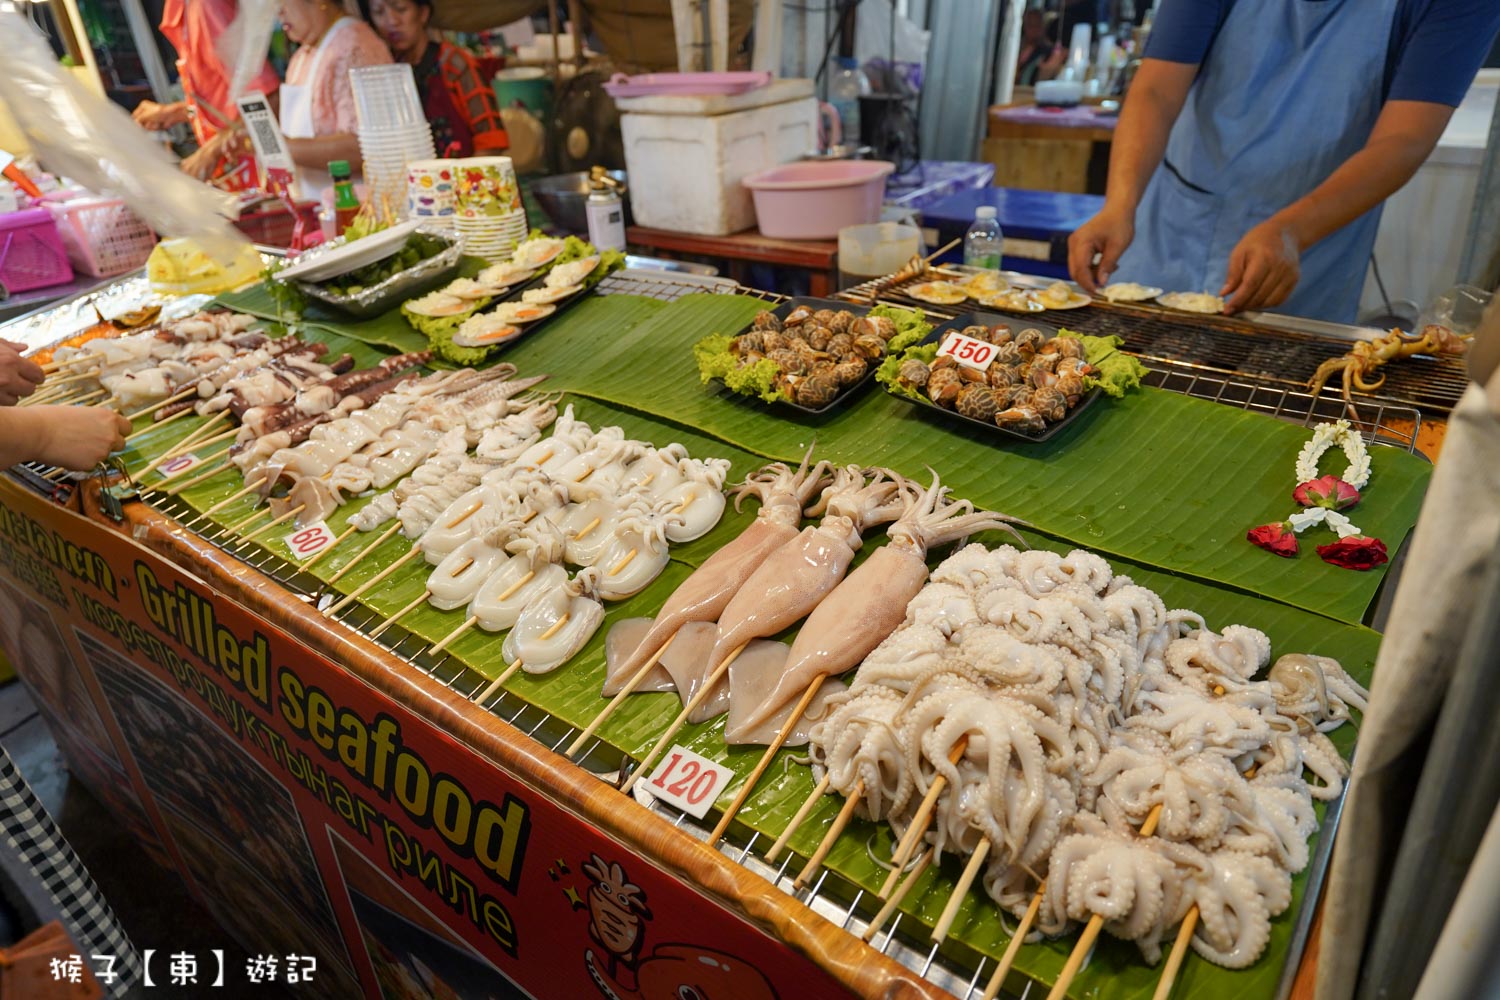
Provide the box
[455,260,603,353]
[886,311,1102,443]
[710,296,879,416]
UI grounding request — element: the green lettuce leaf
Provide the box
[871,303,931,354]
[692,332,786,403]
[1073,332,1149,398]
[875,342,940,402]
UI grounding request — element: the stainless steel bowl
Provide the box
[531,170,630,234]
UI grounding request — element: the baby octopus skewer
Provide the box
[567,448,833,759]
[706,471,1023,846]
[621,465,906,795]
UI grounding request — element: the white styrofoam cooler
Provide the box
[620,80,819,236]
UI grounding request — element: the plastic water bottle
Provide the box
[828,57,870,147]
[964,206,1004,270]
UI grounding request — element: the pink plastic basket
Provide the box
[0,208,74,293]
[46,197,157,277]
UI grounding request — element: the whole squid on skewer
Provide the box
[682,465,907,724]
[725,471,1024,743]
[590,497,686,601]
[502,567,608,675]
[599,448,833,697]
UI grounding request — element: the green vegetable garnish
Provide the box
[692,333,786,403]
[874,342,940,401]
[870,303,931,354]
[1074,332,1149,398]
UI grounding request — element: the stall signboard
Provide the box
[0,480,848,1000]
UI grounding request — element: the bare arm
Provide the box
[286,134,363,174]
[1067,59,1200,291]
[1222,100,1455,312]
[0,405,131,470]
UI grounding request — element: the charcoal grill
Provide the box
[842,267,1469,417]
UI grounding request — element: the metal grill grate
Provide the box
[841,269,1467,416]
[8,269,1391,1000]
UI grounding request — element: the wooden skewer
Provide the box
[38,369,100,391]
[880,737,970,897]
[932,837,991,944]
[564,631,678,758]
[42,354,92,373]
[175,425,240,453]
[608,548,638,576]
[38,387,108,407]
[240,504,306,543]
[707,676,824,847]
[495,569,536,602]
[226,505,272,536]
[156,442,231,484]
[326,546,423,615]
[326,522,402,584]
[301,523,360,572]
[1046,804,1164,1000]
[794,780,863,889]
[471,613,572,704]
[1150,906,1200,1000]
[620,644,748,795]
[124,403,196,442]
[124,386,198,422]
[981,884,1046,1000]
[863,848,936,943]
[429,614,479,656]
[369,589,432,639]
[445,500,482,530]
[200,476,268,518]
[137,413,230,478]
[572,516,602,541]
[765,773,832,864]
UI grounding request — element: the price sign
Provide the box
[936,331,997,372]
[156,453,202,480]
[284,522,335,561]
[636,745,734,819]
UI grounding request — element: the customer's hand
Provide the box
[0,340,44,406]
[1222,219,1300,314]
[33,406,132,470]
[1067,206,1135,293]
[132,100,190,130]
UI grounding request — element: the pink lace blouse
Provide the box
[284,17,393,135]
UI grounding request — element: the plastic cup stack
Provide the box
[352,64,436,220]
[448,156,528,263]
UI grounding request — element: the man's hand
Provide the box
[1067,206,1135,293]
[132,100,190,131]
[33,406,132,470]
[0,340,44,406]
[1221,219,1300,314]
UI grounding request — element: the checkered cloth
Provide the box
[0,746,139,997]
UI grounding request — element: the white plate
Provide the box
[276,220,423,283]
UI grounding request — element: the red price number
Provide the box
[285,522,334,560]
[937,332,995,371]
[643,746,733,819]
[156,453,201,480]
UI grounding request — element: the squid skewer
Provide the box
[862,848,934,943]
[793,779,864,889]
[981,885,1046,1000]
[710,472,1022,846]
[568,450,833,758]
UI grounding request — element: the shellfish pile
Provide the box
[897,325,1095,433]
[729,306,898,409]
[809,543,1366,971]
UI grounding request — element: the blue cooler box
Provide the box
[921,187,1104,279]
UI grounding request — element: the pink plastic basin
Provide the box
[743,160,895,240]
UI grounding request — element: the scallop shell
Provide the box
[1033,385,1068,421]
[988,364,1020,389]
[955,384,1001,423]
[927,368,963,408]
[752,310,782,332]
[795,372,841,408]
[897,358,931,390]
[834,358,868,387]
[852,334,886,360]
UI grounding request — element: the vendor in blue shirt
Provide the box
[1067,0,1500,323]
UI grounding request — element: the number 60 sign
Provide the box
[283,522,335,560]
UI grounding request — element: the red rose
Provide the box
[1247,521,1298,557]
[1316,535,1389,571]
[1293,475,1361,511]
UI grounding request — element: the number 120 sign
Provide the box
[936,331,995,371]
[640,745,733,819]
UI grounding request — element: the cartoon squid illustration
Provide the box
[580,854,778,1000]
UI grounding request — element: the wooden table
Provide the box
[625,225,840,296]
[984,102,1117,194]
